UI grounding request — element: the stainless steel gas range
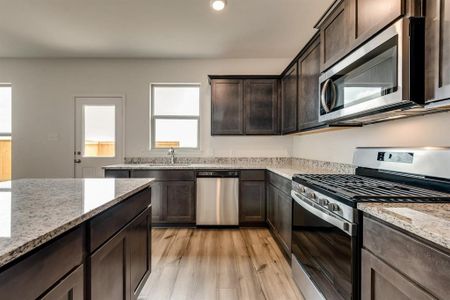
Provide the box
[291,147,450,300]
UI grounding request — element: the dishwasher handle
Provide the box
[196,171,239,178]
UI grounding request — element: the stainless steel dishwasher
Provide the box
[196,171,239,226]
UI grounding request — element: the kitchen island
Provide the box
[0,178,154,300]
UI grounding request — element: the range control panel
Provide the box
[377,151,414,164]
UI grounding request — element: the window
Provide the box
[83,105,116,157]
[151,84,200,149]
[0,85,11,181]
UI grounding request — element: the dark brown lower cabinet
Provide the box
[150,180,196,225]
[128,207,152,300]
[276,191,292,252]
[267,183,276,229]
[131,170,196,226]
[361,249,435,300]
[266,172,292,258]
[362,215,450,300]
[90,228,129,300]
[0,227,84,300]
[165,181,196,223]
[41,265,84,300]
[90,207,151,300]
[239,180,266,225]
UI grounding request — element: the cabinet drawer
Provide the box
[267,171,291,195]
[132,170,195,181]
[105,170,130,178]
[89,188,151,252]
[0,227,83,299]
[363,216,450,299]
[240,170,265,181]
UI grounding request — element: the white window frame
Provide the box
[150,83,201,150]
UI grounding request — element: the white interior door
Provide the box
[75,97,124,178]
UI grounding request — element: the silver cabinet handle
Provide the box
[292,191,356,236]
[320,79,337,113]
[74,159,82,164]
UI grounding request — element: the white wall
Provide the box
[0,58,292,178]
[292,112,450,164]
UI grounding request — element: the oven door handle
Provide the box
[320,79,337,113]
[292,191,356,236]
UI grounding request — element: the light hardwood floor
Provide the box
[139,228,303,300]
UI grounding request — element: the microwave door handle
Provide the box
[320,79,337,113]
[292,191,356,236]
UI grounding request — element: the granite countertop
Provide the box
[358,203,450,249]
[104,164,344,180]
[0,178,153,268]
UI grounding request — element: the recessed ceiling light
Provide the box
[210,0,227,11]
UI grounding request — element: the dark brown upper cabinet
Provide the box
[316,0,351,72]
[316,0,405,72]
[349,0,404,46]
[244,79,279,135]
[281,64,298,134]
[210,76,280,136]
[298,35,323,131]
[211,79,245,135]
[425,0,450,102]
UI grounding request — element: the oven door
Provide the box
[291,191,357,300]
[318,18,424,123]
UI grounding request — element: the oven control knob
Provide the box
[328,203,341,212]
[306,192,316,200]
[298,186,306,193]
[318,198,329,206]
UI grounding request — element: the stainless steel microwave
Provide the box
[318,17,425,124]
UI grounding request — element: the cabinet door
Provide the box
[244,79,279,135]
[267,184,276,229]
[277,191,292,253]
[90,230,130,300]
[150,181,163,223]
[41,265,84,300]
[239,180,266,225]
[361,249,435,300]
[164,181,196,223]
[425,0,450,102]
[211,79,244,135]
[350,0,404,46]
[298,37,322,131]
[281,63,298,134]
[319,0,351,71]
[129,208,152,300]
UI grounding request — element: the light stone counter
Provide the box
[358,202,450,249]
[0,178,153,268]
[104,162,353,180]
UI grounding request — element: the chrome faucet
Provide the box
[168,147,176,164]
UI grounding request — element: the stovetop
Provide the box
[293,174,450,205]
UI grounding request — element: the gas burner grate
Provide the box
[295,174,450,203]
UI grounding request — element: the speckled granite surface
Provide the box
[358,203,450,249]
[105,157,355,180]
[0,178,153,268]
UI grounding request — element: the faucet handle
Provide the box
[168,147,174,155]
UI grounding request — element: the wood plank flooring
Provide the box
[138,228,304,300]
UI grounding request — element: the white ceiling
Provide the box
[0,0,333,59]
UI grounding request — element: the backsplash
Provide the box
[291,158,355,174]
[124,156,293,167]
[124,156,355,174]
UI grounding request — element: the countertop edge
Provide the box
[358,203,450,250]
[0,179,154,269]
